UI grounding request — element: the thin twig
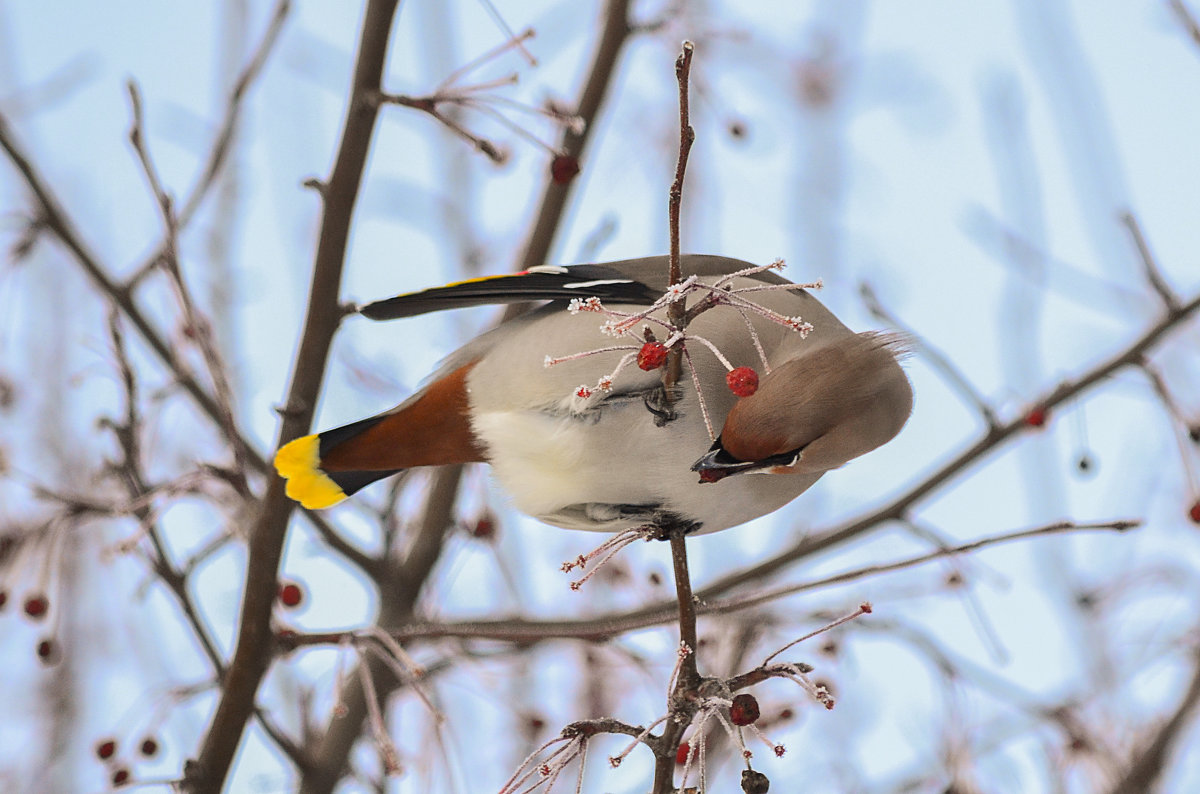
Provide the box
[103,310,226,676]
[662,40,695,402]
[665,520,1138,623]
[0,111,264,472]
[515,0,633,274]
[762,603,873,665]
[289,518,1140,649]
[1120,211,1180,311]
[125,81,251,478]
[860,281,1000,429]
[648,42,700,794]
[669,531,700,689]
[128,0,290,285]
[1169,0,1200,50]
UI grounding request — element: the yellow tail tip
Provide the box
[274,434,347,510]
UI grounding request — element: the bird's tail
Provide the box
[273,362,485,510]
[273,415,402,510]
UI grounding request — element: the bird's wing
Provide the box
[359,263,658,320]
[357,256,792,321]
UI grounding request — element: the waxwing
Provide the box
[274,255,913,535]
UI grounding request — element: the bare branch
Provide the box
[187,1,405,790]
[1120,210,1180,311]
[661,40,695,403]
[1108,648,1200,794]
[0,112,263,470]
[125,80,250,479]
[1169,0,1200,50]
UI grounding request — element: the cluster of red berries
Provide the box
[636,342,760,397]
[95,737,159,787]
[675,694,763,766]
[1,593,59,666]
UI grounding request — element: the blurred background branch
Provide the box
[1,1,1199,793]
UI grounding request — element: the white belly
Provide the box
[470,404,820,534]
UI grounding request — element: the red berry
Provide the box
[550,154,580,184]
[96,739,117,760]
[23,594,48,619]
[1189,500,1200,525]
[730,693,761,726]
[726,366,759,397]
[36,638,58,664]
[1024,406,1048,428]
[675,742,691,765]
[112,767,130,786]
[278,582,303,608]
[637,342,669,371]
[140,737,158,756]
[471,515,497,540]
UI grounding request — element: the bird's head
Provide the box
[692,332,913,481]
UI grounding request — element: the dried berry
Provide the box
[140,737,158,757]
[1024,406,1048,428]
[37,638,58,664]
[741,769,771,793]
[730,693,760,726]
[96,739,117,760]
[550,154,580,185]
[23,594,49,620]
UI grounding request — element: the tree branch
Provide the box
[1108,647,1200,794]
[186,1,403,790]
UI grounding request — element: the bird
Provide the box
[274,255,913,535]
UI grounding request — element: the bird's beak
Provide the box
[690,438,802,483]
